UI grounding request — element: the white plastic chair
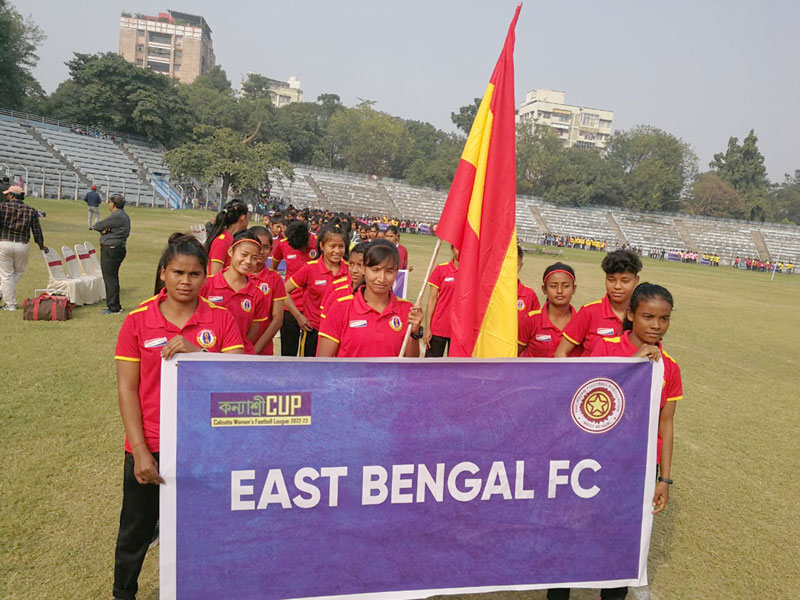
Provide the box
[83,241,102,276]
[75,243,106,299]
[42,249,89,305]
[61,245,102,304]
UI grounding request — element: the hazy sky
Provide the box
[22,0,800,180]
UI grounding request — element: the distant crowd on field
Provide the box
[733,256,794,273]
[540,233,608,251]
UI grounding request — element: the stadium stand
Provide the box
[611,211,686,253]
[534,201,616,241]
[677,217,761,260]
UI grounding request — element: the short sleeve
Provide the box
[219,310,245,353]
[562,305,590,346]
[272,273,287,301]
[289,263,310,290]
[665,359,683,402]
[518,311,533,346]
[428,265,443,289]
[271,240,285,263]
[115,314,141,362]
[208,236,229,266]
[252,288,270,323]
[318,297,349,346]
[528,289,541,311]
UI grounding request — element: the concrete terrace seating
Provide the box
[382,181,447,222]
[35,127,157,206]
[123,140,170,177]
[678,218,758,259]
[0,118,78,199]
[759,227,800,263]
[275,168,321,209]
[535,202,615,241]
[299,168,396,216]
[515,198,541,242]
[612,211,685,252]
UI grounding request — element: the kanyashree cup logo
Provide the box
[211,392,312,427]
[571,378,625,434]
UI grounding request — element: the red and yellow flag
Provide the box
[435,5,520,357]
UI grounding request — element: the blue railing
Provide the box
[152,176,181,209]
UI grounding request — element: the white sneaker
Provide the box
[2,305,16,311]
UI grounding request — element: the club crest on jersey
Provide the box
[389,316,403,332]
[208,295,224,303]
[535,334,552,342]
[570,378,625,434]
[144,337,167,348]
[597,327,615,336]
[241,298,252,313]
[517,299,525,310]
[259,283,270,294]
[197,329,217,348]
[309,249,319,259]
[349,319,368,328]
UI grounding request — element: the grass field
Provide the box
[2,198,799,599]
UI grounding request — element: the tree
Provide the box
[516,124,568,196]
[606,125,698,211]
[0,0,45,109]
[709,130,770,220]
[322,105,406,175]
[193,65,233,94]
[164,128,292,202]
[403,133,462,189]
[241,72,274,100]
[451,98,482,135]
[686,172,747,219]
[771,170,800,225]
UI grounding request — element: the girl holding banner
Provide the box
[317,241,423,357]
[113,234,244,600]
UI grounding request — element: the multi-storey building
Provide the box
[119,10,215,84]
[517,89,614,149]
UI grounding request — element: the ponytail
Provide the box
[204,200,248,253]
[154,233,208,294]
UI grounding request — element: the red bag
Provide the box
[22,293,73,321]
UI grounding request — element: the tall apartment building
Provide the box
[517,89,614,149]
[119,10,215,84]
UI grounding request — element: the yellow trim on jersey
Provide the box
[307,259,319,265]
[211,258,225,264]
[274,295,287,301]
[320,313,327,319]
[582,299,602,308]
[666,395,683,402]
[128,305,148,315]
[528,308,542,317]
[115,356,141,362]
[200,297,228,310]
[221,344,245,352]
[217,234,226,240]
[288,276,299,287]
[138,294,158,306]
[427,281,440,289]
[397,298,411,304]
[602,336,621,343]
[252,317,269,323]
[562,332,580,345]
[437,262,449,266]
[337,294,354,302]
[319,332,340,344]
[332,276,348,284]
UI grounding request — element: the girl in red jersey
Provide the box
[113,234,243,600]
[320,241,370,314]
[201,230,269,354]
[317,241,423,357]
[273,220,318,356]
[249,226,287,355]
[285,224,349,357]
[518,262,579,358]
[423,244,459,357]
[385,225,413,271]
[517,244,540,314]
[549,284,680,600]
[555,249,642,357]
[204,200,249,276]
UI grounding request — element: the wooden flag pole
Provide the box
[398,237,443,357]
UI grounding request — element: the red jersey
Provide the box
[251,267,288,355]
[428,260,458,338]
[271,235,318,310]
[517,280,540,313]
[318,289,413,357]
[397,244,409,270]
[518,303,579,358]
[289,259,349,329]
[207,230,233,274]
[114,291,244,453]
[201,269,270,354]
[562,295,624,356]
[591,331,683,462]
[320,276,351,314]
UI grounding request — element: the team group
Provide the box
[110,200,683,600]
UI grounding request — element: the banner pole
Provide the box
[399,237,443,357]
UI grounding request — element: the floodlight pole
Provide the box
[39,167,46,198]
[73,172,80,201]
[57,172,62,199]
[771,246,783,281]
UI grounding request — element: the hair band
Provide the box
[230,238,262,251]
[543,269,575,283]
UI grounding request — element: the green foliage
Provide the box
[687,172,747,219]
[164,128,292,201]
[710,130,770,220]
[0,0,45,109]
[451,98,482,135]
[772,170,800,225]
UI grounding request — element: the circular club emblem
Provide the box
[309,249,319,259]
[259,283,270,294]
[516,298,525,311]
[389,316,403,332]
[241,298,252,313]
[570,378,625,434]
[197,329,217,348]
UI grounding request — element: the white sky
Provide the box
[22,0,800,181]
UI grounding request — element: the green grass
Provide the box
[2,198,799,599]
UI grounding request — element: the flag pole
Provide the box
[398,237,443,357]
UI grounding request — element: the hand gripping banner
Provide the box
[160,356,663,599]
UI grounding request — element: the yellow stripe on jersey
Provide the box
[582,299,602,308]
[200,297,228,310]
[211,258,225,264]
[427,281,440,289]
[666,395,683,402]
[128,305,148,315]
[337,295,354,302]
[319,332,340,344]
[602,336,621,343]
[528,308,542,317]
[562,332,580,345]
[252,317,269,322]
[115,356,141,362]
[274,295,287,301]
[221,344,245,352]
[138,295,158,306]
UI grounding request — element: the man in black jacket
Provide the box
[92,194,130,314]
[84,184,102,230]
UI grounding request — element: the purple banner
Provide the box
[160,356,662,599]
